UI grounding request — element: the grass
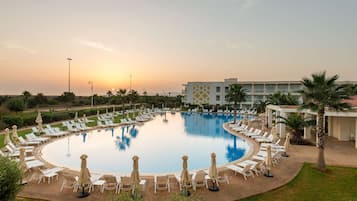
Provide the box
[0,111,140,149]
[239,163,357,201]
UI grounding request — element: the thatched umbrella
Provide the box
[131,156,140,190]
[4,128,10,145]
[181,155,191,196]
[106,108,109,114]
[97,110,100,118]
[264,145,273,177]
[113,106,116,114]
[35,111,43,133]
[271,125,279,142]
[74,112,78,121]
[78,154,91,198]
[12,125,18,139]
[282,133,291,157]
[208,153,219,191]
[19,148,27,173]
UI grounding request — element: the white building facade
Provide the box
[182,78,302,107]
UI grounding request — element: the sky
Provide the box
[0,0,357,95]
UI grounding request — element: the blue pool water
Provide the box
[41,112,250,174]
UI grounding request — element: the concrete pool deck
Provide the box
[18,125,357,201]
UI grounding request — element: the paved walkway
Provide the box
[18,127,357,201]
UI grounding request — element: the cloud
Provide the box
[232,0,260,9]
[226,41,254,50]
[1,41,37,54]
[77,39,114,53]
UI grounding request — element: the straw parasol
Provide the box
[78,154,91,197]
[106,108,109,114]
[97,110,100,117]
[243,112,249,125]
[131,156,140,189]
[83,114,86,120]
[282,133,291,157]
[208,153,219,191]
[35,111,43,133]
[264,145,273,177]
[19,148,27,173]
[74,112,78,121]
[12,125,18,140]
[113,106,115,114]
[271,125,279,142]
[181,155,191,195]
[4,128,10,145]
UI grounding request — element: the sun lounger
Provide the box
[226,164,254,180]
[192,170,208,191]
[154,175,170,193]
[18,136,41,146]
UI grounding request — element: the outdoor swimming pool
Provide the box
[41,112,251,174]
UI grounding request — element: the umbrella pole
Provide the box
[264,170,274,177]
[282,152,289,157]
[208,179,219,192]
[77,185,90,198]
[181,185,191,197]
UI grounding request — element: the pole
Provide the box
[88,81,94,107]
[67,58,72,93]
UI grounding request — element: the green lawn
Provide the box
[239,163,357,201]
[0,112,140,149]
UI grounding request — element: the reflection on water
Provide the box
[44,112,250,173]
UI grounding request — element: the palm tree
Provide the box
[226,84,247,124]
[277,113,315,144]
[300,72,352,171]
[267,92,299,105]
[22,90,31,107]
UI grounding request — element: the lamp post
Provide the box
[67,58,72,93]
[88,81,94,107]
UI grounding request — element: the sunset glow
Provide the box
[1,0,357,95]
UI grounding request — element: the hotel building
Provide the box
[182,78,302,107]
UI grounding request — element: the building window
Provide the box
[277,84,289,92]
[254,84,264,93]
[216,87,221,93]
[225,87,229,93]
[265,84,276,93]
[216,95,220,101]
[242,84,252,93]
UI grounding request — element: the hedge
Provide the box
[0,108,111,130]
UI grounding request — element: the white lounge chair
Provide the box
[192,170,208,191]
[60,174,79,192]
[18,136,41,146]
[154,175,170,193]
[38,167,64,184]
[226,164,254,180]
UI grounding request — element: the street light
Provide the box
[88,81,94,107]
[67,58,72,93]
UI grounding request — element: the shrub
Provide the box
[170,193,204,201]
[22,114,36,127]
[6,99,25,112]
[2,115,23,128]
[110,192,143,201]
[0,156,23,201]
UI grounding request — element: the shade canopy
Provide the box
[131,155,140,187]
[271,126,279,142]
[4,128,10,145]
[35,111,43,133]
[265,145,273,171]
[284,133,291,151]
[19,148,27,173]
[181,155,190,187]
[74,112,78,121]
[12,125,18,139]
[208,153,218,183]
[78,154,91,186]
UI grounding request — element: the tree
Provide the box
[0,156,23,201]
[300,72,352,171]
[33,93,48,105]
[255,100,268,114]
[106,90,113,97]
[267,92,299,105]
[127,90,139,104]
[116,89,127,97]
[226,84,247,124]
[22,90,31,106]
[57,92,75,103]
[6,99,25,112]
[277,113,315,144]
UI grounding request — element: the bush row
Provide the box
[0,107,119,130]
